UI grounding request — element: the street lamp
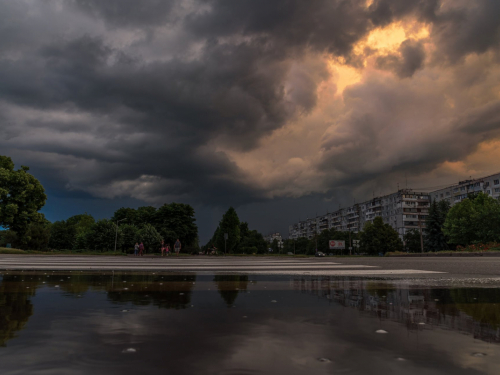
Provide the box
[114,218,127,253]
[224,233,228,256]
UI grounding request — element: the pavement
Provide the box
[1,255,499,282]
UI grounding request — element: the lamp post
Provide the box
[224,233,228,256]
[114,218,127,253]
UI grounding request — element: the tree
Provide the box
[238,229,267,254]
[85,219,120,251]
[121,224,140,252]
[403,229,421,253]
[139,224,163,253]
[0,156,47,240]
[216,207,241,253]
[111,203,198,249]
[425,201,449,251]
[112,207,140,226]
[49,213,95,250]
[360,217,403,255]
[155,203,198,247]
[24,220,51,251]
[443,193,500,247]
[271,238,279,253]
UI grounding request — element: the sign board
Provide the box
[329,240,345,249]
[353,240,360,244]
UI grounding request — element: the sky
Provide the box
[1,0,500,243]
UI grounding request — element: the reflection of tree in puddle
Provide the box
[107,274,197,309]
[451,288,500,327]
[214,275,249,306]
[0,275,37,346]
[0,272,199,347]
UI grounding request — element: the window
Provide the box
[440,194,443,198]
[460,186,466,191]
[453,188,458,192]
[495,188,500,193]
[485,182,490,187]
[487,190,491,195]
[446,192,450,196]
[494,179,499,185]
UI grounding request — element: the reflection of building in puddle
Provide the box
[292,277,500,344]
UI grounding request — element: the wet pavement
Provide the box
[1,269,500,374]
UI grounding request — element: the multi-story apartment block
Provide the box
[288,171,500,240]
[430,172,500,205]
[288,189,430,240]
[264,232,283,244]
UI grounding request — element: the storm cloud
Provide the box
[1,0,500,240]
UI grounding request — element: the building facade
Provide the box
[264,233,283,249]
[289,189,430,240]
[430,172,500,205]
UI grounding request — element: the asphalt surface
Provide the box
[1,255,499,283]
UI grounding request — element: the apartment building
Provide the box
[288,171,500,240]
[288,189,430,240]
[264,232,283,244]
[430,172,500,205]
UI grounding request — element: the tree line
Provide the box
[202,207,269,254]
[403,192,500,252]
[1,155,198,252]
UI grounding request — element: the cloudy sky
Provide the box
[1,0,500,242]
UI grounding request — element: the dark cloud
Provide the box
[376,39,426,78]
[431,0,500,62]
[1,0,500,241]
[70,0,177,27]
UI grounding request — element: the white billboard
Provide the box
[329,240,345,249]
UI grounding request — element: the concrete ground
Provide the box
[0,255,499,283]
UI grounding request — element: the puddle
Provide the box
[0,272,500,374]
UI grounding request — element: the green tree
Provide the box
[137,206,157,226]
[139,224,163,253]
[403,229,421,252]
[424,200,450,251]
[360,217,403,255]
[216,207,241,253]
[155,203,198,247]
[443,193,500,246]
[85,219,121,251]
[49,220,75,250]
[111,207,140,226]
[24,220,51,251]
[0,156,47,241]
[67,213,95,235]
[49,213,95,250]
[238,229,267,254]
[121,224,140,252]
[271,238,279,253]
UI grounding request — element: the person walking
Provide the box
[139,242,144,256]
[160,240,165,256]
[166,244,171,257]
[174,239,181,256]
[134,242,139,256]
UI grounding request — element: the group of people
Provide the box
[133,239,181,256]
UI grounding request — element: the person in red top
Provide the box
[139,242,144,256]
[160,240,165,256]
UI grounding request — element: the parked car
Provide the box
[315,252,325,257]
